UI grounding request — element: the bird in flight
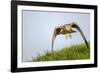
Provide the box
[51,22,89,57]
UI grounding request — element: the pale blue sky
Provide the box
[22,10,90,62]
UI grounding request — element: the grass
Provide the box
[32,42,90,62]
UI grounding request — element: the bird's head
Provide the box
[71,22,79,29]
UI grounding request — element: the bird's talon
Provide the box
[69,34,72,38]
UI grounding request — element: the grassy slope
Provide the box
[32,43,90,62]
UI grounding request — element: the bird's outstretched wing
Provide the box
[51,27,61,59]
[52,27,61,50]
[71,24,89,48]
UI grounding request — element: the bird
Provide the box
[51,22,89,59]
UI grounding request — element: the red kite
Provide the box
[52,22,89,59]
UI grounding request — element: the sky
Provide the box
[22,10,90,62]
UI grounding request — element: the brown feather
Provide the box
[72,24,89,48]
[52,27,61,59]
[52,27,61,49]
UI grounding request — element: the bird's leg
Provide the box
[65,33,72,38]
[65,34,68,38]
[69,34,72,38]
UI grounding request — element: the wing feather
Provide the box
[51,27,61,59]
[52,27,61,50]
[72,24,89,48]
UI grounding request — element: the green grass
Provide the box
[32,43,90,62]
